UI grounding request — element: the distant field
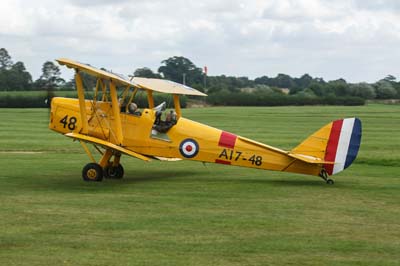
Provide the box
[0,104,399,265]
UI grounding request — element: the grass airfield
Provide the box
[0,105,399,266]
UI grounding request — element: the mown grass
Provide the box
[0,104,399,266]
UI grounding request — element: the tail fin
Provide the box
[291,118,362,175]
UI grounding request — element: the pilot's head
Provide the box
[128,103,138,113]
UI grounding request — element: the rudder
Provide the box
[291,118,362,176]
[324,118,362,175]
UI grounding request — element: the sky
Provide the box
[1,0,400,83]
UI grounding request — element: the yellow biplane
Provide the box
[49,59,362,184]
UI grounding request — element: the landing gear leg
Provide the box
[319,169,334,185]
[104,153,124,179]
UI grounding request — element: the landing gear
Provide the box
[319,169,334,185]
[104,164,124,179]
[82,163,103,182]
[80,145,124,182]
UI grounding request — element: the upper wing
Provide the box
[133,77,207,96]
[57,58,134,87]
[65,133,151,161]
[57,58,207,96]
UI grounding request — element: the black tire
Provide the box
[326,179,334,185]
[104,164,124,179]
[82,163,103,182]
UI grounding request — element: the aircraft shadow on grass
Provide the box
[45,169,195,191]
[196,176,335,187]
[44,169,349,193]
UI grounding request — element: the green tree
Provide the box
[7,61,32,90]
[134,67,162,78]
[0,48,14,90]
[393,82,400,98]
[295,74,313,89]
[254,75,270,85]
[34,61,65,90]
[383,75,396,82]
[349,83,376,99]
[0,48,13,69]
[158,56,203,86]
[309,82,328,97]
[375,80,397,99]
[326,79,349,97]
[275,73,295,88]
[0,70,8,90]
[255,74,297,89]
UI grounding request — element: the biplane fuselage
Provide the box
[49,59,362,184]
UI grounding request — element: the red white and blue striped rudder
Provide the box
[324,118,362,175]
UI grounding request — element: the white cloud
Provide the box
[354,0,400,11]
[0,0,400,82]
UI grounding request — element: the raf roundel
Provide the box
[179,139,199,158]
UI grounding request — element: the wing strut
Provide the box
[109,80,123,145]
[75,71,89,134]
[147,90,154,108]
[173,94,181,118]
[79,141,96,163]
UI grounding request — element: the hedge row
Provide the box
[206,92,365,106]
[0,90,365,108]
[0,93,187,108]
[0,95,50,108]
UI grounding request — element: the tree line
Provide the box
[129,55,400,106]
[0,48,66,91]
[1,47,400,107]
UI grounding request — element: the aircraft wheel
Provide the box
[104,164,124,179]
[82,163,103,182]
[326,179,334,185]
